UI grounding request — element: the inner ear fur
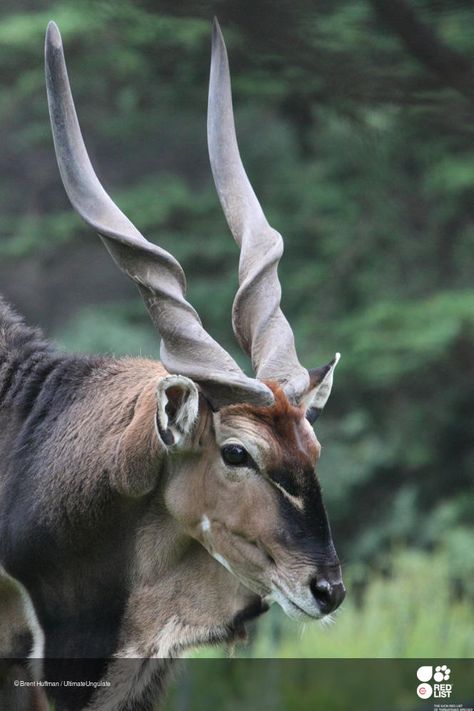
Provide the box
[302,353,340,422]
[156,375,200,448]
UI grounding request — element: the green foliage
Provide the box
[58,301,158,357]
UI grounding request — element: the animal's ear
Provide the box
[155,375,200,448]
[302,353,340,424]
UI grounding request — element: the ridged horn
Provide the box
[207,18,309,403]
[45,21,274,410]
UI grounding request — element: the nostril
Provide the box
[310,577,346,614]
[310,578,332,611]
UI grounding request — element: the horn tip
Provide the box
[211,16,224,49]
[46,21,62,50]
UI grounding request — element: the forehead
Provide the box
[217,385,319,469]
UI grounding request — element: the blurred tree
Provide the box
[370,0,474,101]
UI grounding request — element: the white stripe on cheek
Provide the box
[271,481,305,510]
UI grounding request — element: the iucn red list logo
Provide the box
[416,665,453,699]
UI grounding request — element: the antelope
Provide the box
[0,19,345,711]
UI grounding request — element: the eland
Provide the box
[0,19,345,710]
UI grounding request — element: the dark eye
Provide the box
[221,444,250,467]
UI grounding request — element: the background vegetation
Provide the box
[0,0,472,703]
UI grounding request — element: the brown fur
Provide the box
[222,382,320,471]
[0,318,342,709]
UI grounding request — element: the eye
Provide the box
[221,444,250,467]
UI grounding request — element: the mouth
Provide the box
[265,583,323,621]
[201,525,331,623]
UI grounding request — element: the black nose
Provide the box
[310,576,346,614]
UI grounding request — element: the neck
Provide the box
[116,508,264,658]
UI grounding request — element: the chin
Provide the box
[264,589,322,622]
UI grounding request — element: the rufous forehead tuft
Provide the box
[219,382,318,465]
[221,382,304,426]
